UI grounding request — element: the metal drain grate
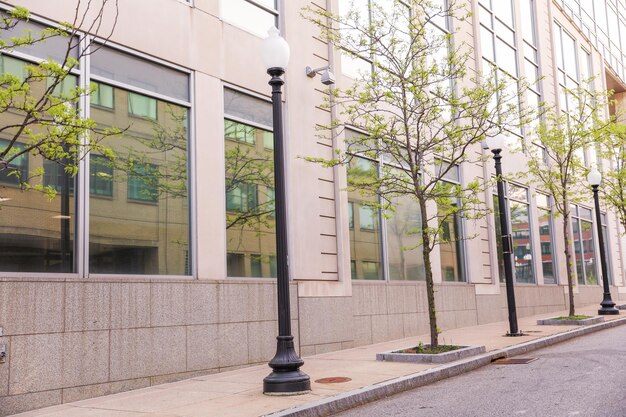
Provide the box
[493,358,538,364]
[315,377,352,384]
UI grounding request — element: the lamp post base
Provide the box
[598,305,619,315]
[505,331,525,337]
[263,335,311,395]
[598,296,619,315]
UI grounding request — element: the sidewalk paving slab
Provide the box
[9,304,626,417]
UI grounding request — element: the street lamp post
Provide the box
[587,168,619,315]
[260,26,311,395]
[485,136,522,336]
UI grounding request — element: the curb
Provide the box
[266,316,626,417]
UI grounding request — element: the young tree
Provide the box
[526,84,613,316]
[0,1,120,196]
[306,0,529,347]
[596,122,626,235]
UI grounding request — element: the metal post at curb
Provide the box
[591,183,619,315]
[261,27,311,395]
[491,148,523,336]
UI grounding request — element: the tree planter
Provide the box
[537,316,604,326]
[376,345,486,364]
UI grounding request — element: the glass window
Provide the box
[91,82,114,109]
[493,184,534,283]
[386,193,425,281]
[0,30,191,276]
[90,155,113,197]
[0,56,76,272]
[43,160,75,194]
[0,55,27,82]
[0,139,28,186]
[601,213,612,284]
[538,200,557,284]
[437,164,465,282]
[128,92,157,120]
[520,0,536,45]
[224,90,276,278]
[91,45,189,101]
[49,73,77,98]
[570,204,598,285]
[127,163,158,202]
[347,155,383,280]
[220,0,277,38]
[90,85,189,275]
[226,183,258,212]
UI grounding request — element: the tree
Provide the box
[0,1,120,197]
[526,84,613,316]
[306,0,529,347]
[597,122,626,235]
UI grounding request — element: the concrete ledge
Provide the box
[617,304,626,310]
[269,317,626,417]
[376,345,486,364]
[537,316,604,326]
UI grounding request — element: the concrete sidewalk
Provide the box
[11,304,626,417]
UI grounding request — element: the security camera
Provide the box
[305,65,336,85]
[320,69,336,85]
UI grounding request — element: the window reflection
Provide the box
[347,156,383,280]
[89,85,189,275]
[0,55,76,273]
[570,204,597,285]
[493,184,534,283]
[224,119,276,278]
[386,194,425,281]
[537,194,556,284]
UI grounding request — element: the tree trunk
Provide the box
[418,196,438,348]
[563,210,576,316]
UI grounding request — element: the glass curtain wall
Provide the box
[223,88,276,278]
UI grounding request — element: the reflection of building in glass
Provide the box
[0,46,190,275]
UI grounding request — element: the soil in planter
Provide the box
[396,344,463,354]
[553,315,591,321]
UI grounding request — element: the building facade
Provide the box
[1,0,626,414]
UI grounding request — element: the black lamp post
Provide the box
[260,26,311,395]
[587,168,619,315]
[485,136,522,336]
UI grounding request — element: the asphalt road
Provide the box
[335,324,626,417]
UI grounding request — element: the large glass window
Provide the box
[347,155,383,280]
[479,0,523,138]
[89,85,189,275]
[493,183,535,283]
[0,28,191,276]
[601,213,612,284]
[386,191,425,281]
[438,164,465,282]
[220,0,278,38]
[224,88,276,278]
[537,193,557,284]
[570,204,597,285]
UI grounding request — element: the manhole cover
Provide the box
[493,358,538,364]
[315,377,352,384]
